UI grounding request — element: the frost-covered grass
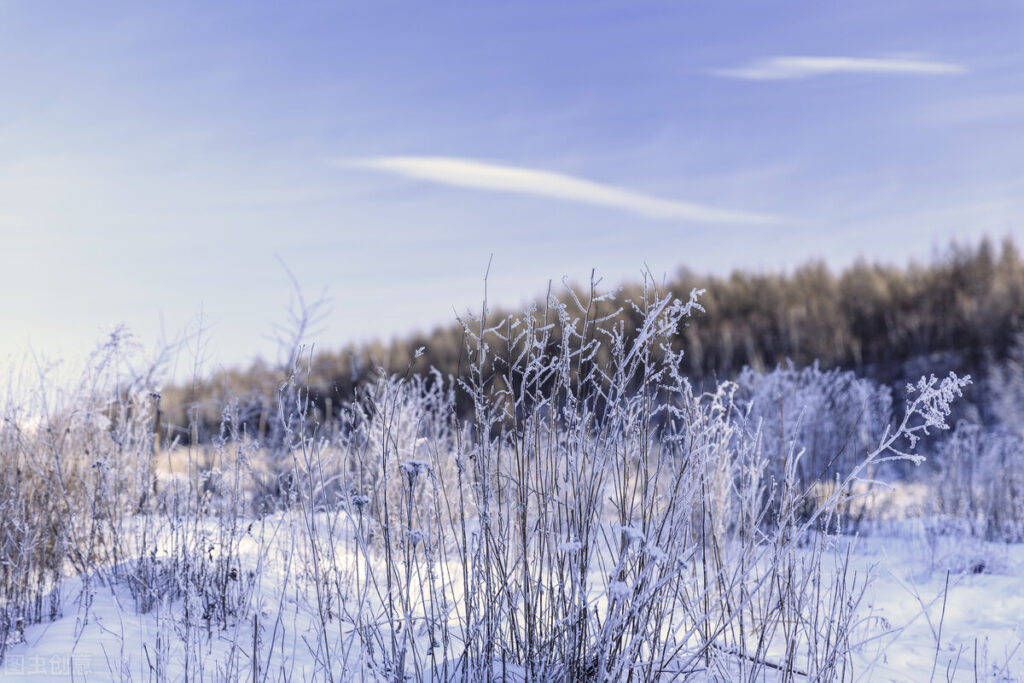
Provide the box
[7,519,1024,682]
[4,278,1015,682]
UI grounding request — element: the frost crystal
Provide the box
[400,459,431,484]
[620,525,646,546]
[908,372,971,432]
[608,581,631,601]
[645,544,668,563]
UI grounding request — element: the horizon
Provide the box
[3,1,1024,380]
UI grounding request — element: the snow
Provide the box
[2,516,1023,681]
[854,529,1024,681]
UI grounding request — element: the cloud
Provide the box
[340,156,777,224]
[711,55,968,81]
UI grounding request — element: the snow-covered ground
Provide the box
[2,518,1023,682]
[854,529,1024,681]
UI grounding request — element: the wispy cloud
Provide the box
[340,156,777,224]
[712,55,968,81]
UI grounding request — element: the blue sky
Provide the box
[2,1,1023,376]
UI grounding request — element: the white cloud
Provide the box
[712,56,968,81]
[340,156,777,224]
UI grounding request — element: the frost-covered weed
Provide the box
[932,423,1024,543]
[735,362,893,487]
[298,278,968,681]
[0,279,975,682]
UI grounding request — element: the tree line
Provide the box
[160,237,1024,441]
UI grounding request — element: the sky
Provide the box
[2,1,1023,379]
